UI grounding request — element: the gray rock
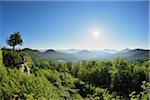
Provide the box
[18,63,30,74]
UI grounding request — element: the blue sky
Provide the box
[0,1,149,50]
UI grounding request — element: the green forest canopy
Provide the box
[0,32,149,99]
[0,48,149,99]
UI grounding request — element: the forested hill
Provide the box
[0,48,149,99]
[21,48,149,62]
[114,49,149,60]
[22,48,78,62]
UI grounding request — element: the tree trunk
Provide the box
[13,46,15,50]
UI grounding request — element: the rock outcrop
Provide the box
[18,55,30,74]
[18,63,30,74]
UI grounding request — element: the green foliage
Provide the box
[2,48,32,68]
[7,32,23,49]
[2,49,21,67]
[0,68,59,99]
[129,81,150,100]
[20,51,33,67]
[71,62,81,77]
[0,51,149,99]
[142,60,150,80]
[39,59,50,69]
[22,48,42,64]
[78,61,111,88]
[0,49,2,67]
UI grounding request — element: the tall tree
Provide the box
[7,32,23,49]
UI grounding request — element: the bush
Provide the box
[2,49,32,68]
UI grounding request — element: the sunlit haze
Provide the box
[93,32,99,38]
[0,1,149,50]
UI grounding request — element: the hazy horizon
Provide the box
[2,46,149,52]
[0,1,149,50]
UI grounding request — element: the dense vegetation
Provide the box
[0,33,149,99]
[0,48,149,100]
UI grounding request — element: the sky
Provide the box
[0,1,149,50]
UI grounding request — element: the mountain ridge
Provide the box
[22,48,149,62]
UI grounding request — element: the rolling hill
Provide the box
[22,48,149,62]
[22,48,78,62]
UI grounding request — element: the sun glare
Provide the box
[89,26,104,39]
[93,31,99,38]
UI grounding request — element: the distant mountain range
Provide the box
[22,48,149,62]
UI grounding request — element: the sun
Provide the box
[93,31,99,38]
[88,26,105,40]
